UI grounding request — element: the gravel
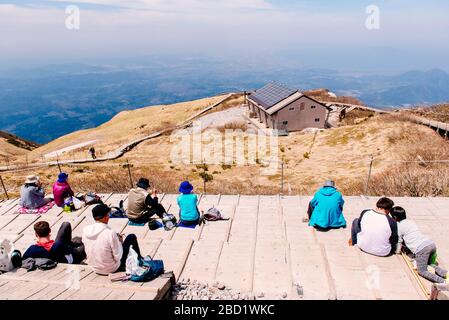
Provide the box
[169,279,265,301]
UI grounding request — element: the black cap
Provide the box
[92,204,111,220]
[137,178,150,190]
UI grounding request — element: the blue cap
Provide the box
[58,172,69,183]
[179,181,193,194]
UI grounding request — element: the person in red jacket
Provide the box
[52,172,75,207]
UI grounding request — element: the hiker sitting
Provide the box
[349,197,398,257]
[19,175,52,209]
[307,180,346,230]
[82,204,143,275]
[127,178,166,225]
[391,206,448,284]
[22,221,86,264]
[52,172,75,208]
[177,181,201,226]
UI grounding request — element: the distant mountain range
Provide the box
[1,57,448,143]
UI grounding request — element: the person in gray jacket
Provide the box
[391,206,448,284]
[19,175,52,209]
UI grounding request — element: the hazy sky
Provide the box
[1,0,449,73]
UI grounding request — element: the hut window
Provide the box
[300,103,305,110]
[283,121,288,125]
[311,105,316,109]
[289,107,295,111]
[315,118,320,122]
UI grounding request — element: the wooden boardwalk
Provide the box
[1,194,448,300]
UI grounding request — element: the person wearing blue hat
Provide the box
[177,181,201,226]
[52,172,75,207]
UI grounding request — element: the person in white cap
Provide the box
[19,175,52,209]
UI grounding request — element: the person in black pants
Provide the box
[23,221,86,264]
[127,178,167,225]
[82,204,144,275]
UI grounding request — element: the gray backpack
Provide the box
[203,207,229,222]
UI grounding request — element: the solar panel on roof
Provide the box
[250,82,297,110]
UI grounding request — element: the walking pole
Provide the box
[126,159,133,188]
[0,175,9,200]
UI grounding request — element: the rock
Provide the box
[281,292,288,299]
[257,292,265,298]
[217,283,226,290]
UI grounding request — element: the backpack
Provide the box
[129,257,165,282]
[162,214,177,231]
[110,200,127,218]
[126,246,164,282]
[203,207,229,222]
[0,239,22,272]
[84,192,103,205]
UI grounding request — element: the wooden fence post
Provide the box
[0,175,9,200]
[364,155,374,195]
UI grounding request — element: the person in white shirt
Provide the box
[391,206,448,284]
[348,197,398,257]
[82,204,143,275]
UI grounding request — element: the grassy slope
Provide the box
[3,100,447,199]
[27,95,227,162]
[0,131,38,158]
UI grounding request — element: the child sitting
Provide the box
[391,206,448,284]
[23,221,86,264]
[177,181,201,226]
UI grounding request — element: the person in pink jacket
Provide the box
[52,172,75,207]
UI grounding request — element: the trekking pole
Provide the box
[0,175,9,200]
[126,159,133,188]
[364,155,374,195]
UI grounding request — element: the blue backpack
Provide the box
[129,257,164,282]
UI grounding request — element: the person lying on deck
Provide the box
[23,221,86,264]
[52,172,75,208]
[177,181,201,227]
[127,178,167,225]
[349,197,398,257]
[19,175,52,209]
[82,204,143,275]
[307,180,346,230]
[391,206,448,284]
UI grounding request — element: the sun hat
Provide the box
[323,180,335,188]
[137,178,150,190]
[179,181,194,194]
[25,175,40,184]
[57,172,69,183]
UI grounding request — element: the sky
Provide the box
[1,0,449,73]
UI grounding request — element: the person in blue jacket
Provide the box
[307,180,346,230]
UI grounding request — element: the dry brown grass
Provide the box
[407,104,449,123]
[304,88,363,105]
[2,105,449,198]
[343,127,449,196]
[339,109,375,126]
